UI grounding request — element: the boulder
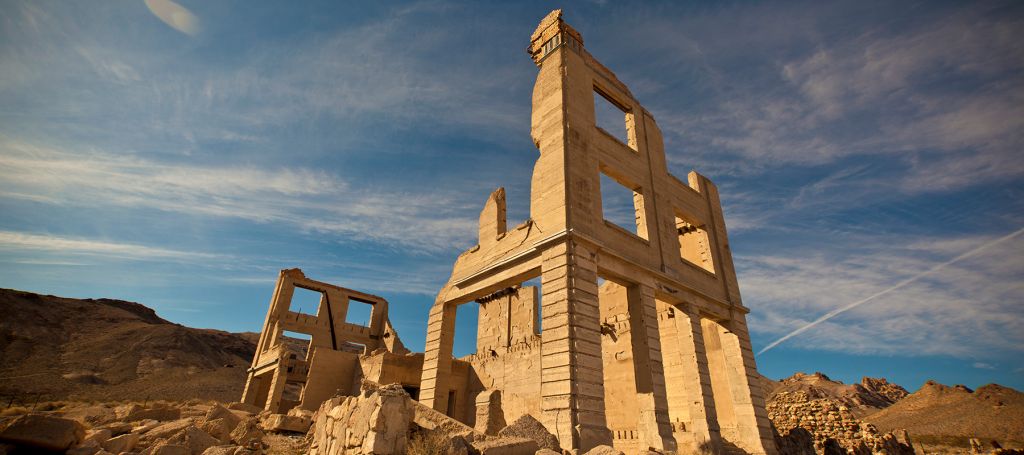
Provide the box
[0,413,85,451]
[141,418,194,440]
[116,403,181,422]
[498,414,560,452]
[260,413,311,433]
[229,417,264,448]
[583,445,624,455]
[99,421,133,436]
[201,445,248,455]
[200,417,234,443]
[472,437,540,455]
[205,404,241,429]
[152,443,191,455]
[309,383,414,455]
[101,432,140,453]
[82,428,112,447]
[535,449,562,455]
[165,425,219,455]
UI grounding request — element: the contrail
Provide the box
[756,227,1024,356]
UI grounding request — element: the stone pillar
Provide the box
[717,315,778,455]
[419,298,458,414]
[627,284,676,452]
[264,360,289,412]
[672,305,721,451]
[540,240,611,452]
[474,389,507,436]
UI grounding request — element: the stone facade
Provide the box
[242,9,778,455]
[418,10,776,455]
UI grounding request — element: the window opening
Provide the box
[600,171,648,240]
[675,213,715,274]
[594,88,634,149]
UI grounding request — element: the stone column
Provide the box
[627,284,676,452]
[419,298,458,414]
[539,240,610,452]
[672,305,722,451]
[717,315,779,455]
[264,359,289,412]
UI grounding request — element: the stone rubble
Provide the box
[768,390,914,455]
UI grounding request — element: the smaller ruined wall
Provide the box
[464,337,544,428]
[769,391,914,455]
[300,349,360,411]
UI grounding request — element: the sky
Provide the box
[1,0,1022,392]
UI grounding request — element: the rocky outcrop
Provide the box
[860,377,909,404]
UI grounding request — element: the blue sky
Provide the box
[1,0,1022,392]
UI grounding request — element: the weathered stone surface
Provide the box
[201,445,247,455]
[152,443,191,455]
[498,414,560,452]
[229,416,264,448]
[165,425,219,455]
[535,449,561,455]
[309,383,414,455]
[260,413,311,433]
[205,404,242,430]
[82,428,112,447]
[225,402,262,414]
[475,389,507,436]
[200,417,234,443]
[472,437,540,455]
[0,413,85,451]
[583,445,624,455]
[116,403,182,422]
[101,432,140,453]
[99,421,133,436]
[141,418,194,440]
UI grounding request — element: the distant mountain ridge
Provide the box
[0,288,256,403]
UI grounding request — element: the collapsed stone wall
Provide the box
[769,390,914,455]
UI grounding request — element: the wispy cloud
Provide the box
[144,0,200,37]
[0,140,477,252]
[0,231,219,261]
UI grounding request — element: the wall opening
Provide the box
[675,212,714,273]
[523,277,543,335]
[594,87,634,149]
[345,297,373,326]
[453,303,479,358]
[280,330,312,360]
[601,171,648,240]
[597,274,642,449]
[291,287,323,315]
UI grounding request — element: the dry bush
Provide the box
[407,429,450,455]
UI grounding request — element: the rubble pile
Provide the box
[769,390,914,455]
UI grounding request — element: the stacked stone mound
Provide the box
[769,390,914,455]
[309,382,556,455]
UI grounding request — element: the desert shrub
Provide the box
[407,429,449,455]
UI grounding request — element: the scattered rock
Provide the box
[226,402,262,414]
[116,403,182,422]
[101,432,140,453]
[498,414,560,452]
[152,443,191,455]
[0,413,85,451]
[471,437,539,455]
[165,425,220,455]
[582,444,623,455]
[309,383,414,455]
[230,416,264,448]
[261,413,311,433]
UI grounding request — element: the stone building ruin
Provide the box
[243,10,777,455]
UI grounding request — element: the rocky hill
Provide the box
[764,372,908,418]
[866,380,1024,446]
[0,288,255,403]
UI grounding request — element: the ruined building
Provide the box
[242,10,777,455]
